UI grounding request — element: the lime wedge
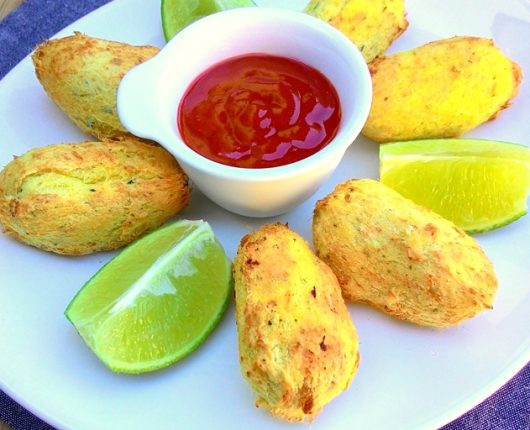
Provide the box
[65,219,232,374]
[380,139,530,234]
[161,0,256,41]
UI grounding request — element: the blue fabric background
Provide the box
[0,0,529,429]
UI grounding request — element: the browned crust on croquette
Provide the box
[313,179,498,328]
[32,32,159,139]
[233,223,359,422]
[0,137,190,255]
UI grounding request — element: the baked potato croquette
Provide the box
[0,138,190,255]
[313,179,498,328]
[32,32,159,140]
[305,0,408,63]
[233,224,359,422]
[362,36,522,142]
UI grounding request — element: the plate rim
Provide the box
[0,0,529,429]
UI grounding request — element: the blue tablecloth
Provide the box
[0,0,529,429]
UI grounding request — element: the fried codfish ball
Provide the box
[305,0,408,63]
[0,138,190,255]
[233,224,359,422]
[362,36,522,142]
[313,179,498,328]
[32,32,159,140]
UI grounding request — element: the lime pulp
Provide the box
[380,138,530,233]
[65,219,233,373]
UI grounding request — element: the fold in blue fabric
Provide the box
[0,0,528,429]
[0,0,112,79]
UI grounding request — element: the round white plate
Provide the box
[0,1,529,429]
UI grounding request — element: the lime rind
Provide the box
[466,209,527,235]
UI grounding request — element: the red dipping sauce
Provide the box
[177,54,341,169]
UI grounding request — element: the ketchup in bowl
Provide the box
[178,54,341,169]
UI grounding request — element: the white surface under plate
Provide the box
[0,1,529,429]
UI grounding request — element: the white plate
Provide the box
[0,1,529,429]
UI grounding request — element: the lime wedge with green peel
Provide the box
[380,139,530,234]
[65,219,232,374]
[161,0,256,41]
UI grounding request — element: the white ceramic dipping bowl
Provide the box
[118,7,372,217]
